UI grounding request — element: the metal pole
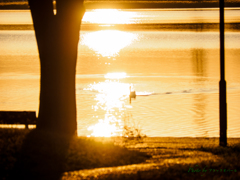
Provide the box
[219,0,227,146]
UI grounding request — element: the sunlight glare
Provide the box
[80,30,138,57]
[86,73,131,137]
[90,81,129,110]
[104,72,127,79]
[87,116,122,137]
[82,9,137,24]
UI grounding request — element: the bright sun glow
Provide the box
[81,30,138,57]
[104,72,127,79]
[87,116,122,137]
[82,9,137,24]
[86,73,131,137]
[89,81,130,110]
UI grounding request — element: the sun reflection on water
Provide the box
[87,115,123,137]
[82,9,138,24]
[104,72,127,79]
[80,30,138,57]
[86,73,132,137]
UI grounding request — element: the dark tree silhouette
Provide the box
[28,0,85,135]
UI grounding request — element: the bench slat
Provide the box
[0,111,37,128]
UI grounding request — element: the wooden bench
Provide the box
[0,111,37,129]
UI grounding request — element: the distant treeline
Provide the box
[0,0,26,2]
[1,0,240,9]
[1,0,240,3]
[1,0,240,2]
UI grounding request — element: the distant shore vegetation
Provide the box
[1,0,240,3]
[1,0,240,9]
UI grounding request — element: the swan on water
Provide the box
[129,86,136,98]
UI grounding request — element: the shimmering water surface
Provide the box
[0,9,240,137]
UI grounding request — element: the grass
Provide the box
[63,137,240,179]
[121,113,147,145]
[0,128,149,180]
[1,128,240,179]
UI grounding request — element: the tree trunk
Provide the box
[28,0,85,135]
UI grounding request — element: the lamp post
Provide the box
[219,0,227,146]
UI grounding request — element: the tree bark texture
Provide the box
[28,0,85,135]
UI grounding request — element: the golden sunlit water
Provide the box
[83,73,130,137]
[1,8,240,24]
[0,9,240,137]
[81,30,138,57]
[82,9,139,24]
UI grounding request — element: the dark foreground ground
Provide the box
[0,128,239,180]
[63,136,240,180]
[0,0,240,9]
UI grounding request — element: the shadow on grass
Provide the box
[105,142,240,180]
[10,129,72,180]
[2,130,239,180]
[0,129,150,180]
[196,143,240,172]
[166,143,240,180]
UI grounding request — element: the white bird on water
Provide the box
[129,86,136,99]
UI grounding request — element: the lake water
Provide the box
[0,8,240,137]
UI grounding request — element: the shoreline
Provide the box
[0,1,240,10]
[1,128,239,179]
[1,128,240,139]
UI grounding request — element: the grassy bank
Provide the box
[0,128,149,179]
[64,137,240,179]
[1,128,240,179]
